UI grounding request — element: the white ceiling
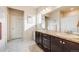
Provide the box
[8,6,62,15]
[8,6,40,11]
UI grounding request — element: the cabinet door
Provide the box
[70,43,79,52]
[63,39,79,52]
[42,34,51,52]
[35,31,39,44]
[35,31,42,48]
[61,39,71,52]
[51,36,63,52]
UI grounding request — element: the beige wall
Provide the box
[0,7,7,51]
[46,10,60,31]
[23,8,36,40]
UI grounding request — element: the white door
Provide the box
[10,9,24,40]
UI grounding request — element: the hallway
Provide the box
[4,39,43,52]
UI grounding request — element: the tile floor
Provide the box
[4,39,43,52]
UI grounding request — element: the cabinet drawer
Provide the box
[43,38,51,49]
[53,37,63,45]
[42,34,50,39]
[63,40,79,52]
[51,36,63,52]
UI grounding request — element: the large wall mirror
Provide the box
[36,7,79,35]
[60,6,79,35]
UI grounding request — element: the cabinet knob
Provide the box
[60,41,62,43]
[63,42,66,44]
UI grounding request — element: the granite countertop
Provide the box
[36,29,79,43]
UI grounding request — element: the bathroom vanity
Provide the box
[35,30,79,52]
[35,6,79,52]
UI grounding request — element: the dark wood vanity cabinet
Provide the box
[51,37,71,52]
[35,31,43,48]
[51,37,79,52]
[35,31,79,52]
[35,31,51,51]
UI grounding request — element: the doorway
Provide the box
[8,8,24,40]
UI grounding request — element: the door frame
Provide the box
[7,8,24,41]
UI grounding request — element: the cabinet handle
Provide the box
[60,41,62,43]
[63,42,66,44]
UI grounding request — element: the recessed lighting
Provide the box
[41,8,52,14]
[45,8,49,11]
